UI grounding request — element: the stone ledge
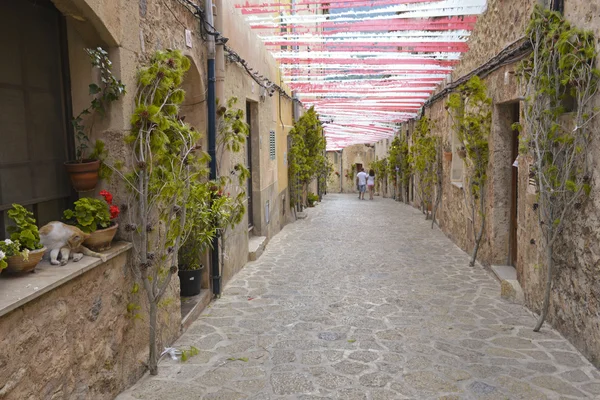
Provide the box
[248,235,267,261]
[0,241,132,318]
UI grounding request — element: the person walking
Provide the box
[356,168,368,200]
[367,169,375,200]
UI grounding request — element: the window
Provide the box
[451,125,464,183]
[0,1,72,234]
[269,130,276,160]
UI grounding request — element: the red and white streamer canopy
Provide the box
[237,0,487,150]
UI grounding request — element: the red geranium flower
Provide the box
[100,190,113,205]
[109,205,120,220]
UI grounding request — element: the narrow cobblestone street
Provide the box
[119,194,600,400]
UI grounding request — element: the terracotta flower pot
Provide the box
[4,247,47,274]
[64,159,101,192]
[84,223,118,251]
[443,152,453,162]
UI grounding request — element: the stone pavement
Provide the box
[118,194,600,400]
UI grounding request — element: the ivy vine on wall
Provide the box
[447,76,492,267]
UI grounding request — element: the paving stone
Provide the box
[469,381,497,394]
[117,195,600,400]
[348,350,379,363]
[531,375,586,397]
[403,371,460,393]
[271,372,314,395]
[358,372,392,387]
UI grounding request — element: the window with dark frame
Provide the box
[0,1,74,237]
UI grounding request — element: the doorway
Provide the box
[509,103,520,267]
[246,101,254,230]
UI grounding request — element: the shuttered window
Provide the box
[269,130,276,160]
[0,1,72,234]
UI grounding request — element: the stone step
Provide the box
[491,264,517,281]
[492,265,524,305]
[248,235,267,261]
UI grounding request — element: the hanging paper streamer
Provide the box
[237,0,487,150]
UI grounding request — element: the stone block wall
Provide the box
[420,0,600,368]
[0,251,181,399]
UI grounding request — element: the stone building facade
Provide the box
[0,0,295,398]
[326,144,375,193]
[397,0,600,367]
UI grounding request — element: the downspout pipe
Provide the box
[205,0,220,297]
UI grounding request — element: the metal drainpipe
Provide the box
[205,0,220,297]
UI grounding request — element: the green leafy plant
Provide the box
[72,47,126,163]
[178,183,214,272]
[0,238,24,269]
[307,192,319,207]
[214,97,251,234]
[288,107,327,208]
[409,117,439,221]
[447,76,492,266]
[371,158,388,196]
[63,197,112,233]
[180,346,199,362]
[516,6,600,331]
[117,49,205,375]
[387,134,410,203]
[7,204,42,251]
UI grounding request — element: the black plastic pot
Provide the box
[178,267,202,297]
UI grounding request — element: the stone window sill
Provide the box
[0,241,132,318]
[451,181,463,189]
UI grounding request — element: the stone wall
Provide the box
[420,0,600,368]
[0,250,181,400]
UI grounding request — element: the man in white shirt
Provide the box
[356,168,368,200]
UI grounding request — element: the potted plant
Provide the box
[456,145,467,159]
[443,138,453,162]
[177,183,216,297]
[4,205,46,274]
[64,48,126,192]
[307,192,319,207]
[63,190,119,251]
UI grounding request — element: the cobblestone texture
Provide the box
[118,194,600,399]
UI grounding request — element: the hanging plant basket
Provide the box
[456,148,467,159]
[4,247,47,275]
[84,222,118,252]
[64,159,101,192]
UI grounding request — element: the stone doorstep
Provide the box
[248,235,268,262]
[180,289,212,332]
[492,265,525,305]
[491,265,517,281]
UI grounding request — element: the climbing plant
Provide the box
[515,6,600,331]
[370,157,387,195]
[409,117,439,220]
[288,106,327,207]
[214,97,251,269]
[387,134,410,203]
[116,50,212,375]
[447,76,491,267]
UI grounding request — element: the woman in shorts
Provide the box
[367,169,375,200]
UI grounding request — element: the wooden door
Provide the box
[509,104,520,267]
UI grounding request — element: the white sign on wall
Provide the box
[185,29,193,48]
